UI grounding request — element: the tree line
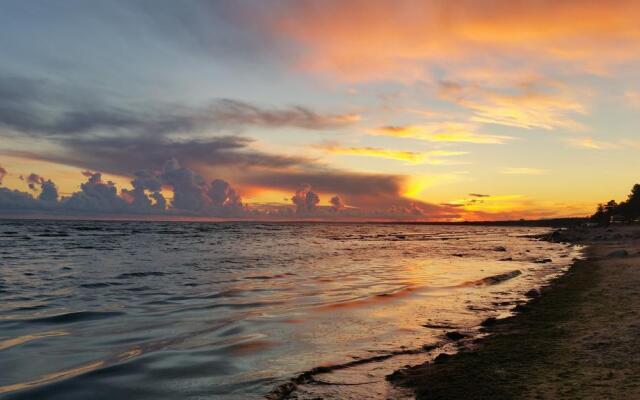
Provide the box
[591,184,640,224]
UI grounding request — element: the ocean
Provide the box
[0,220,581,399]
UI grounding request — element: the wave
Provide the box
[314,285,418,311]
[24,311,125,325]
[459,270,522,287]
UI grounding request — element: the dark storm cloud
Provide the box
[243,170,403,198]
[0,76,357,138]
[8,135,309,177]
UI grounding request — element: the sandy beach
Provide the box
[389,225,640,399]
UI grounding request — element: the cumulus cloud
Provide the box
[291,184,320,214]
[23,172,59,203]
[153,158,244,215]
[61,172,129,213]
[210,179,242,208]
[0,166,57,210]
[330,195,345,211]
[0,161,248,217]
[120,170,166,212]
[38,180,59,203]
[25,173,45,191]
[0,160,460,220]
[0,74,447,221]
[0,187,40,210]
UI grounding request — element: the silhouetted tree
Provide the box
[627,184,640,219]
[604,200,618,214]
[591,203,609,225]
[591,184,640,224]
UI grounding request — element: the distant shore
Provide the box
[389,225,640,399]
[0,214,588,227]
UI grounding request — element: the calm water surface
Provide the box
[0,221,580,399]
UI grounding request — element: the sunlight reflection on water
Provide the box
[0,221,579,399]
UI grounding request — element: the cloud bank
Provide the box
[0,162,458,220]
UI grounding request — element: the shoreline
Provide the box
[265,226,579,400]
[388,225,640,399]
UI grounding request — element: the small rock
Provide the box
[445,331,467,341]
[423,323,457,329]
[525,289,540,298]
[386,370,406,380]
[480,317,498,327]
[422,344,438,351]
[513,304,530,313]
[434,353,451,363]
[607,249,628,258]
[493,246,507,252]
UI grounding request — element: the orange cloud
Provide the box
[438,81,587,131]
[370,123,511,144]
[264,1,640,82]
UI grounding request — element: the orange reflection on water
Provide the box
[314,285,418,311]
[0,361,106,395]
[0,330,69,351]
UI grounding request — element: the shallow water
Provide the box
[0,220,579,399]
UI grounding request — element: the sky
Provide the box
[1,0,639,221]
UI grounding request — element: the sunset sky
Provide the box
[1,0,639,220]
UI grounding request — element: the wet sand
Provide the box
[389,225,640,399]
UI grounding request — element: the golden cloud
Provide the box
[321,144,467,165]
[370,123,512,144]
[565,137,619,150]
[438,81,587,131]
